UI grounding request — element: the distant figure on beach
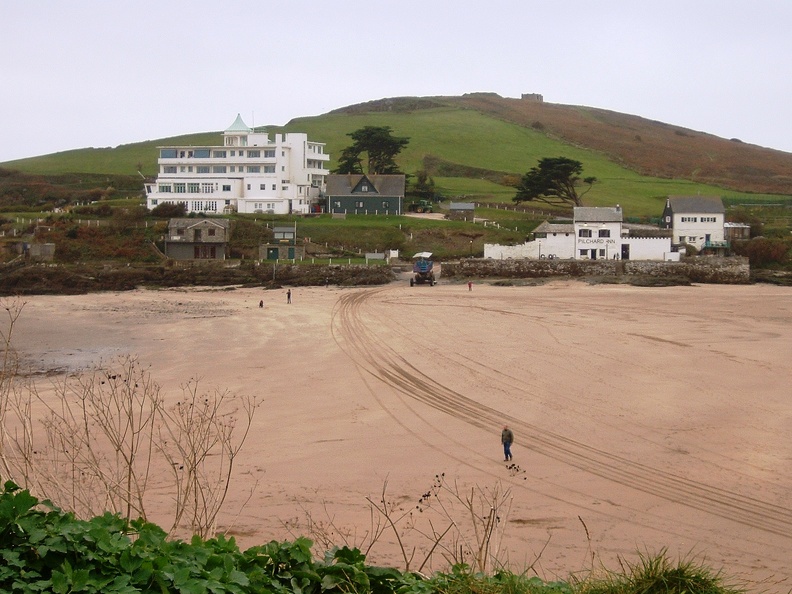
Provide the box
[468,281,473,291]
[501,425,514,461]
[259,300,264,308]
[286,289,292,304]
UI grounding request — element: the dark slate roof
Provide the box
[573,206,623,222]
[668,195,725,214]
[533,221,574,234]
[325,174,405,196]
[168,218,230,230]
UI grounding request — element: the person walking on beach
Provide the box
[468,281,473,291]
[286,289,292,304]
[501,425,514,461]
[259,300,264,308]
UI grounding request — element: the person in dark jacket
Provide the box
[501,425,514,461]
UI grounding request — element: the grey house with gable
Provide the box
[325,174,405,215]
[164,218,230,260]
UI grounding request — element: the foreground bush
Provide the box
[0,481,743,594]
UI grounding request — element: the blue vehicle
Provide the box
[410,252,436,286]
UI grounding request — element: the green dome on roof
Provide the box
[225,113,251,133]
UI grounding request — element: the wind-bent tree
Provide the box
[332,126,409,175]
[513,157,597,207]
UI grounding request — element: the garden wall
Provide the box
[442,257,750,284]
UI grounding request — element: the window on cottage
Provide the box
[334,201,341,207]
[382,201,389,208]
[598,229,610,238]
[361,185,368,192]
[355,201,364,208]
[579,228,592,237]
[208,229,216,237]
[177,228,185,235]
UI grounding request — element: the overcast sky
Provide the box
[2,0,790,163]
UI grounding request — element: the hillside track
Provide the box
[330,286,792,542]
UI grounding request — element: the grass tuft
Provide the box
[573,550,744,594]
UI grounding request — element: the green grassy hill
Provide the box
[3,94,791,218]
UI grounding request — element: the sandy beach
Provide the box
[6,280,792,592]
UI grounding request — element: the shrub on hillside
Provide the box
[150,201,187,218]
[732,236,791,268]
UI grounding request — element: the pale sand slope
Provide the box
[7,281,792,592]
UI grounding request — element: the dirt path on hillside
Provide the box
[6,281,792,592]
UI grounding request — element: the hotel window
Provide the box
[213,150,227,158]
[188,183,200,193]
[207,201,217,212]
[194,149,210,158]
[158,184,172,193]
[230,166,235,172]
[197,166,210,174]
[248,150,261,158]
[174,183,186,193]
[160,149,177,158]
[222,185,231,191]
[579,250,587,257]
[264,150,275,158]
[163,166,177,174]
[264,165,275,173]
[272,184,276,190]
[213,166,227,173]
[247,166,260,173]
[260,184,266,190]
[598,229,610,238]
[579,228,592,237]
[230,151,235,156]
[239,151,244,157]
[599,249,606,257]
[201,183,214,194]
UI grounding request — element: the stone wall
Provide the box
[442,257,750,284]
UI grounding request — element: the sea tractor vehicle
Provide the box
[410,252,436,286]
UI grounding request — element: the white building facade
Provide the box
[660,196,726,250]
[485,206,675,261]
[145,115,329,215]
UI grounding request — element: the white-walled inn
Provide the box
[145,114,329,215]
[485,206,676,261]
